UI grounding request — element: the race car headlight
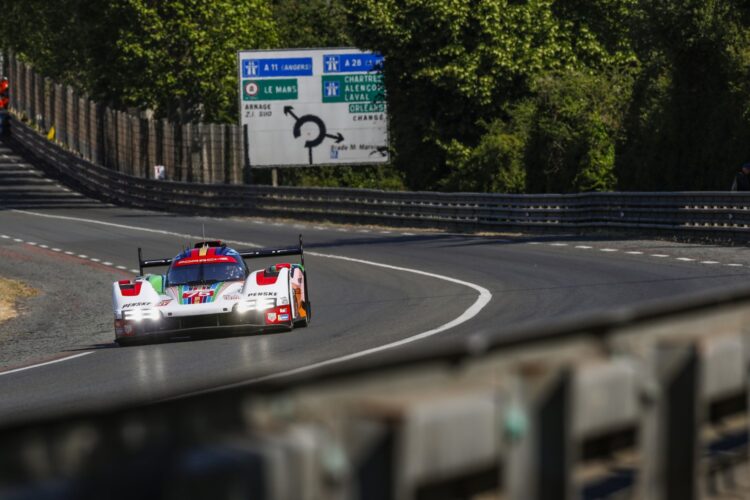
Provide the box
[123,308,160,321]
[237,297,277,313]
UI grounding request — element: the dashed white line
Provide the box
[0,235,9,239]
[575,245,592,249]
[313,226,326,230]
[102,262,113,266]
[600,248,618,252]
[116,265,127,270]
[727,264,744,267]
[626,251,643,255]
[676,257,695,262]
[700,261,720,265]
[77,254,88,259]
[52,248,61,252]
[130,269,139,274]
[651,254,670,258]
[402,232,415,236]
[11,210,261,248]
[26,242,37,246]
[64,251,74,255]
[550,243,568,247]
[38,244,48,249]
[89,258,100,262]
[13,238,22,242]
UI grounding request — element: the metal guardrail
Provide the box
[3,118,750,498]
[1,282,750,499]
[8,117,750,240]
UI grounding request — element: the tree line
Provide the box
[3,0,750,193]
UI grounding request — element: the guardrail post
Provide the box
[506,366,573,500]
[638,342,700,500]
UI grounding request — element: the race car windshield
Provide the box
[168,261,246,286]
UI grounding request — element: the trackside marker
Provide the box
[0,352,93,377]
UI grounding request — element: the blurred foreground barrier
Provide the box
[2,284,750,499]
[8,118,750,241]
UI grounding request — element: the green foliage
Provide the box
[271,0,352,48]
[100,0,278,122]
[344,0,638,191]
[441,102,533,193]
[524,69,631,192]
[6,0,750,192]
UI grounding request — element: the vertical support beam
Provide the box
[507,367,573,500]
[638,342,701,500]
[243,123,252,185]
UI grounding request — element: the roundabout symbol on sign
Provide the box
[284,106,344,165]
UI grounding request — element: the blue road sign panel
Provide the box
[323,54,383,73]
[241,58,313,78]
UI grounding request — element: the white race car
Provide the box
[112,238,310,346]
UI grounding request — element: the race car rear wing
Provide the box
[137,235,305,275]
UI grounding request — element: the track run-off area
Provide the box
[3,139,750,426]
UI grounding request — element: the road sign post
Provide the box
[237,48,389,168]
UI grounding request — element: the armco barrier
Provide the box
[8,117,750,240]
[2,282,750,499]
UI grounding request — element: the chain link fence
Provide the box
[5,52,245,184]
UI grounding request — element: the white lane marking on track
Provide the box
[12,211,493,382]
[77,254,88,259]
[116,265,127,270]
[626,251,643,255]
[0,352,93,377]
[39,244,48,249]
[26,242,38,246]
[103,262,113,266]
[13,238,22,242]
[90,258,100,262]
[727,264,744,267]
[549,243,568,246]
[52,248,61,252]
[10,210,262,249]
[240,251,493,385]
[130,269,139,274]
[600,248,618,252]
[64,251,74,255]
[651,254,670,258]
[1,235,9,239]
[700,261,720,265]
[676,257,695,262]
[575,245,592,249]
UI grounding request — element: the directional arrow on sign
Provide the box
[326,132,345,143]
[283,106,298,120]
[284,107,345,164]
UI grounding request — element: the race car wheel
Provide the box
[294,313,309,328]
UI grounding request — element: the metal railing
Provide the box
[4,116,750,499]
[7,117,750,241]
[1,280,749,499]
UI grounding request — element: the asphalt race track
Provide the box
[3,138,750,427]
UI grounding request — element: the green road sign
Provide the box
[322,74,384,104]
[349,103,386,113]
[243,79,298,101]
